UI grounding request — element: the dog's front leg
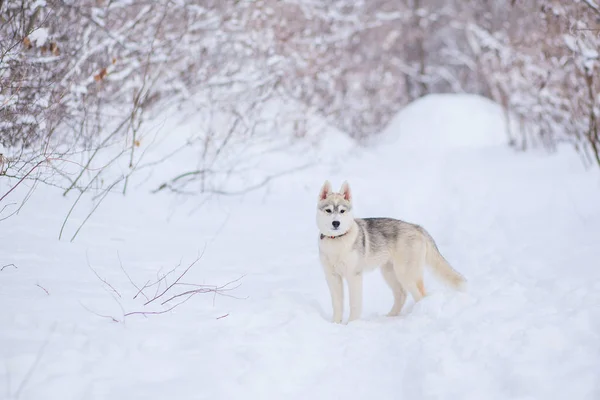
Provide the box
[347,272,363,322]
[324,272,344,323]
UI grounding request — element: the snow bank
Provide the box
[374,94,512,151]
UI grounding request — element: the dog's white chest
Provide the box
[319,240,359,276]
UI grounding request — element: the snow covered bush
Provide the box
[0,0,312,222]
[253,0,599,165]
[462,0,600,164]
[1,0,599,223]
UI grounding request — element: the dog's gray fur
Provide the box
[316,180,466,323]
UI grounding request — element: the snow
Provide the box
[2,94,600,400]
[27,28,49,47]
[373,93,511,151]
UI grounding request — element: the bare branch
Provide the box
[143,244,207,306]
[79,302,120,323]
[35,284,49,295]
[81,248,244,322]
[1,264,17,272]
[86,254,121,299]
[117,251,149,302]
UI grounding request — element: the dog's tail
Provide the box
[419,227,466,290]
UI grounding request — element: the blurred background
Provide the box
[1,0,599,210]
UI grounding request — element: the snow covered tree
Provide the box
[2,0,599,215]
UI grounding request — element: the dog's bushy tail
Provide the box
[420,227,466,290]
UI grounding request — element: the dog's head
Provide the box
[316,180,354,236]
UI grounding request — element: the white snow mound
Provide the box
[376,93,511,151]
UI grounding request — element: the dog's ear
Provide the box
[340,181,352,202]
[318,180,332,200]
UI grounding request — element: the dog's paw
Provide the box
[347,315,361,323]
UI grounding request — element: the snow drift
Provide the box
[374,94,512,151]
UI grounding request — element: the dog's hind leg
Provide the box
[381,262,407,316]
[392,251,427,303]
[405,278,427,302]
[416,279,427,297]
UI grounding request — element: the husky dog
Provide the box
[316,180,466,323]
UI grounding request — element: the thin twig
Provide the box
[79,302,120,323]
[117,251,149,302]
[0,155,106,206]
[125,293,196,317]
[159,280,245,306]
[133,280,151,300]
[1,264,17,271]
[83,246,244,321]
[143,245,206,306]
[161,287,214,305]
[69,176,125,242]
[35,284,49,295]
[87,254,122,299]
[0,202,16,216]
[0,159,46,204]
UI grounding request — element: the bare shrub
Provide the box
[2,0,598,227]
[258,0,600,164]
[83,250,245,322]
[0,0,314,230]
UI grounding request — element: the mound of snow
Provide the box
[375,94,512,151]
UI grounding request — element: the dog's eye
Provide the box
[340,209,346,214]
[325,209,332,214]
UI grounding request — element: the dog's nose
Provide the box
[332,221,340,228]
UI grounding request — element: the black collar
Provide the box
[320,231,348,240]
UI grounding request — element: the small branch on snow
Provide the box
[79,302,120,323]
[124,294,195,318]
[87,253,122,299]
[143,258,201,306]
[159,274,245,306]
[133,279,151,300]
[1,263,17,272]
[117,251,149,302]
[83,246,245,322]
[0,202,16,216]
[216,314,229,320]
[143,244,207,306]
[153,163,313,196]
[35,284,49,295]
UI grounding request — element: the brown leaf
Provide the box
[134,140,141,147]
[50,42,60,56]
[94,67,108,81]
[23,37,32,49]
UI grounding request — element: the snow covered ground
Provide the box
[2,94,600,400]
